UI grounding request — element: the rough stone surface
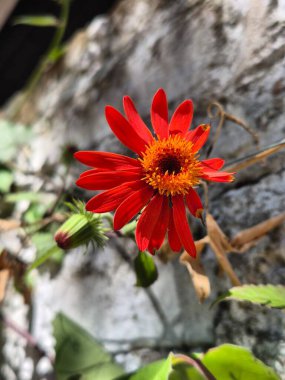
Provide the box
[2,0,285,379]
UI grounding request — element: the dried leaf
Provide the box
[0,219,21,231]
[0,269,10,302]
[225,139,285,172]
[231,212,285,251]
[180,245,211,302]
[0,251,31,303]
[206,214,241,286]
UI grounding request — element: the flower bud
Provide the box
[54,213,106,250]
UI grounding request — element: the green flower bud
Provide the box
[54,213,107,250]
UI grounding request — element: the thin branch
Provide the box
[0,313,54,364]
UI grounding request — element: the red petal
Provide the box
[186,124,210,152]
[169,100,193,135]
[114,185,154,230]
[185,187,203,219]
[201,169,234,183]
[79,168,109,178]
[105,106,148,155]
[76,171,142,190]
[151,88,169,139]
[148,197,170,254]
[201,158,225,170]
[168,208,182,252]
[172,195,196,257]
[86,180,144,212]
[74,151,140,170]
[135,194,164,252]
[123,96,154,144]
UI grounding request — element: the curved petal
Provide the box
[74,151,141,170]
[123,96,154,144]
[172,195,196,257]
[201,169,234,183]
[135,194,164,252]
[169,100,193,135]
[148,197,170,254]
[79,168,109,178]
[86,180,144,212]
[186,124,210,153]
[168,207,182,252]
[201,158,224,170]
[114,185,154,230]
[151,88,169,139]
[185,187,203,220]
[105,106,148,155]
[76,171,142,190]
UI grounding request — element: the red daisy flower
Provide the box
[74,89,234,257]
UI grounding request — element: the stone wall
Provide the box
[3,0,285,378]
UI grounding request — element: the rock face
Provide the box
[3,0,285,378]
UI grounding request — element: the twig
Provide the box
[175,353,217,380]
[224,138,285,172]
[0,313,54,364]
[206,101,259,157]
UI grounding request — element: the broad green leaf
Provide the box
[0,170,13,193]
[171,345,279,380]
[134,251,158,287]
[201,344,279,380]
[14,15,59,27]
[216,285,285,309]
[115,357,173,380]
[0,120,33,162]
[53,313,123,380]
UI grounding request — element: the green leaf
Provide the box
[200,344,279,380]
[5,191,54,204]
[134,251,158,288]
[0,120,33,162]
[53,313,123,380]
[115,357,173,380]
[14,15,59,27]
[24,203,49,224]
[0,170,13,193]
[216,285,285,309]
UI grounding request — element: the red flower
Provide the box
[75,89,234,257]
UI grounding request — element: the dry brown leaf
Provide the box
[206,213,241,286]
[231,212,285,252]
[180,244,211,303]
[0,219,21,231]
[0,250,31,304]
[0,269,10,302]
[225,139,285,172]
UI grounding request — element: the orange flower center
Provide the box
[140,135,202,196]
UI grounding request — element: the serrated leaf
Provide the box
[201,344,279,380]
[0,170,13,193]
[115,357,172,380]
[14,15,59,27]
[216,285,285,309]
[134,251,158,288]
[53,313,123,380]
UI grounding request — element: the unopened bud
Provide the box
[54,213,106,250]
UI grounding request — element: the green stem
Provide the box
[11,0,71,119]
